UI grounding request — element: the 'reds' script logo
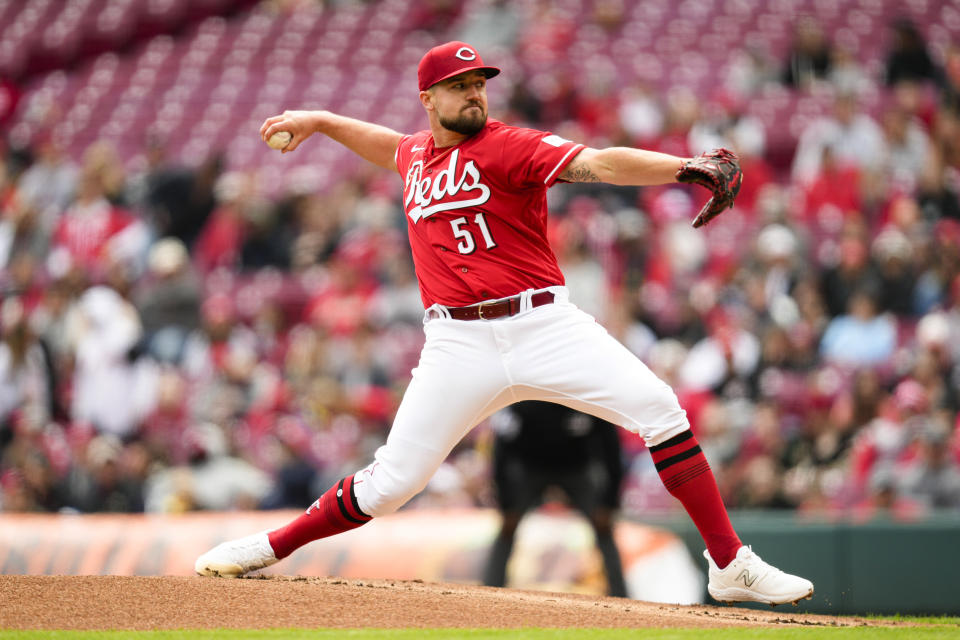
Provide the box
[404,149,491,222]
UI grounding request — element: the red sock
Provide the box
[650,431,741,568]
[267,475,372,559]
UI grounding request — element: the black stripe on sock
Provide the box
[654,444,703,472]
[348,477,372,520]
[663,461,711,491]
[664,459,710,484]
[649,430,694,453]
[336,478,367,525]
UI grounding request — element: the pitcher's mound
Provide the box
[1,575,900,630]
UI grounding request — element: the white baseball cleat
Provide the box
[195,531,279,578]
[703,545,814,606]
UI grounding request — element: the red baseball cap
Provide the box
[417,41,500,91]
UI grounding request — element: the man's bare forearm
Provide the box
[313,111,404,171]
[261,110,403,171]
[560,147,687,186]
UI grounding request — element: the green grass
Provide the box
[866,614,960,625]
[2,628,960,640]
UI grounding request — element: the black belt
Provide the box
[446,291,555,321]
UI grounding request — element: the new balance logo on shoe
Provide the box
[737,569,758,587]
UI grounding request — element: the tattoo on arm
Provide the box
[559,160,601,183]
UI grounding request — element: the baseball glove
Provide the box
[676,148,743,228]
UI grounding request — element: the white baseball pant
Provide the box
[352,286,690,516]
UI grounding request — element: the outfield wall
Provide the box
[644,510,960,616]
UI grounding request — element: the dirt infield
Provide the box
[0,575,908,630]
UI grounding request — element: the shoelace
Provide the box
[738,546,784,577]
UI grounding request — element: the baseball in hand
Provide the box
[266,131,292,150]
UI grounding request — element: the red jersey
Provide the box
[394,119,584,307]
[51,198,135,271]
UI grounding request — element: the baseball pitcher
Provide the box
[196,41,811,606]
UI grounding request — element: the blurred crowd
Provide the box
[2,1,960,519]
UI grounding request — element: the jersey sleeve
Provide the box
[501,127,585,189]
[394,134,413,177]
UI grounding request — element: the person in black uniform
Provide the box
[483,400,628,597]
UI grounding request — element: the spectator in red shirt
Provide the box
[800,147,862,230]
[193,173,250,274]
[49,169,140,279]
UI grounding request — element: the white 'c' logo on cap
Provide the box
[455,47,476,61]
